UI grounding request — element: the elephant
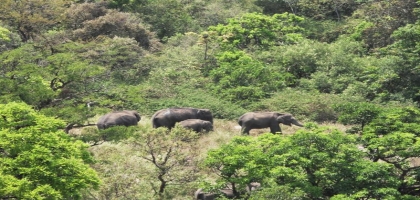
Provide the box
[151,107,213,129]
[97,110,141,129]
[179,119,213,133]
[194,182,260,200]
[194,188,234,200]
[238,112,303,135]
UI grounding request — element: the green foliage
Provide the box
[351,0,418,51]
[0,0,69,42]
[208,12,304,50]
[116,0,196,40]
[142,87,247,120]
[254,39,329,81]
[308,37,366,93]
[362,106,420,196]
[208,51,285,106]
[333,102,382,133]
[203,125,401,199]
[0,26,10,42]
[0,44,56,107]
[252,89,366,122]
[136,33,247,119]
[378,22,420,102]
[0,102,99,199]
[348,20,374,41]
[83,142,155,200]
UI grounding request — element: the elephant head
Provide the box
[197,109,213,124]
[277,114,304,127]
[131,111,141,122]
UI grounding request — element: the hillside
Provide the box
[2,0,420,199]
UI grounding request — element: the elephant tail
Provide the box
[151,111,159,128]
[152,117,158,128]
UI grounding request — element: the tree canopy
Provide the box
[0,102,99,199]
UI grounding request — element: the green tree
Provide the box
[362,106,420,196]
[208,51,285,105]
[0,102,100,199]
[379,22,420,103]
[0,0,70,42]
[112,0,195,40]
[351,0,418,51]
[208,12,304,50]
[333,102,382,133]
[204,125,403,199]
[204,136,268,197]
[0,26,10,42]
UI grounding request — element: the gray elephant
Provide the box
[194,183,260,200]
[179,119,213,133]
[97,110,141,129]
[238,112,303,135]
[194,188,235,200]
[151,107,213,129]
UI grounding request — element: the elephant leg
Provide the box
[195,126,201,132]
[270,125,281,134]
[241,126,251,135]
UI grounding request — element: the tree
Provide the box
[65,2,161,51]
[208,12,304,50]
[379,22,420,103]
[203,124,403,199]
[351,0,418,51]
[129,126,201,199]
[204,136,269,198]
[0,102,100,199]
[333,102,382,133]
[0,26,10,42]
[208,50,285,105]
[362,106,420,196]
[0,0,70,42]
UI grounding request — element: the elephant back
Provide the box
[164,108,212,123]
[97,110,140,129]
[152,107,213,129]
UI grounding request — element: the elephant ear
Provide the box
[197,109,208,116]
[133,112,141,122]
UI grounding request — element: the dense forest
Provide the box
[2,0,420,199]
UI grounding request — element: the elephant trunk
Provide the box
[292,120,304,127]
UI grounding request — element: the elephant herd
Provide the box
[96,107,304,135]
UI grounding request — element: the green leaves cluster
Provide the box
[0,102,99,199]
[209,12,304,50]
[208,51,284,105]
[333,102,382,132]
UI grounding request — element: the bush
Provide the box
[250,88,366,122]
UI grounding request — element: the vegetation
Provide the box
[0,102,99,199]
[2,0,420,199]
